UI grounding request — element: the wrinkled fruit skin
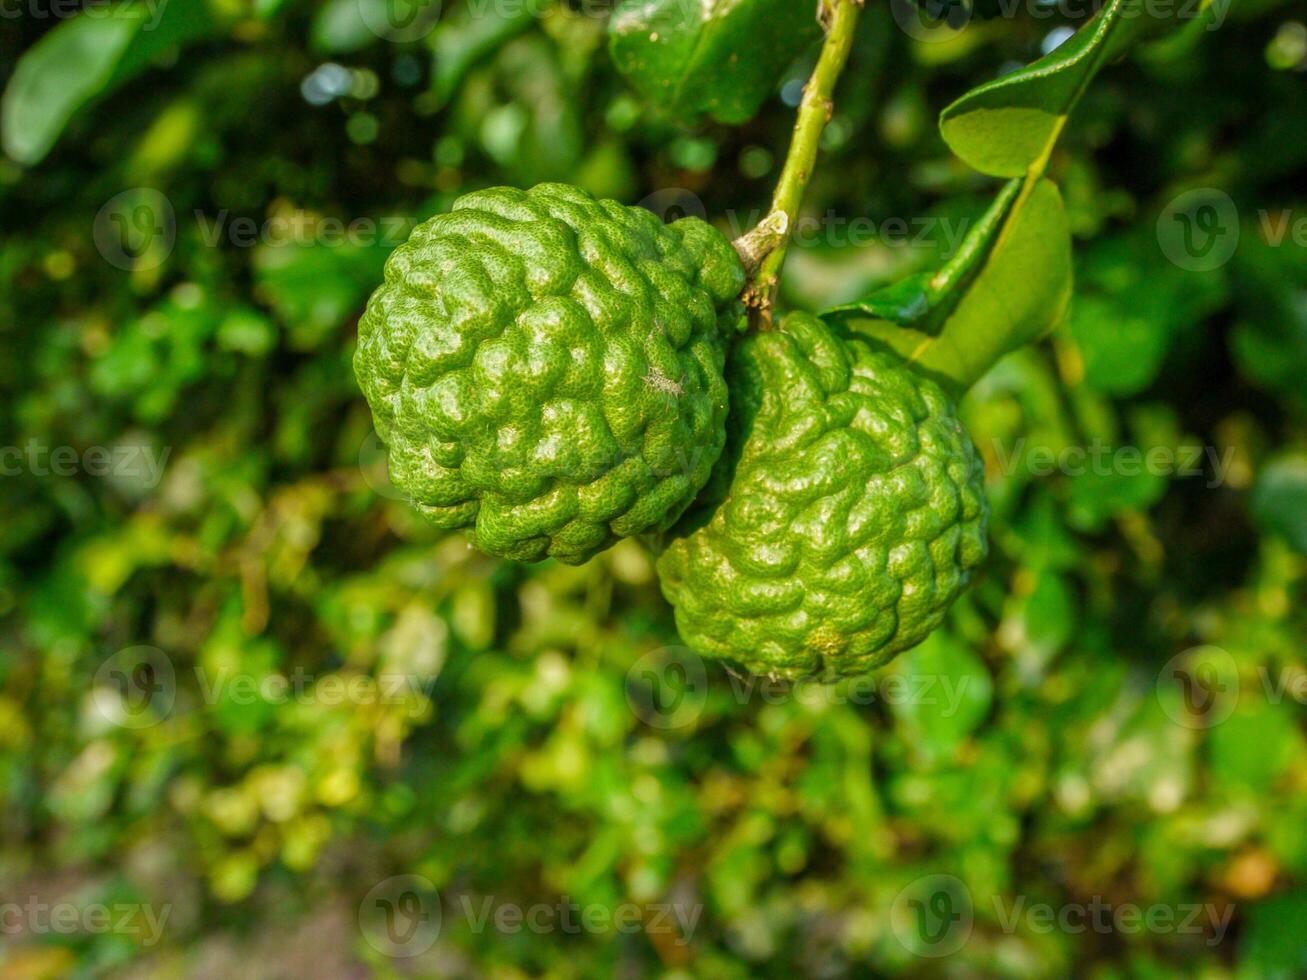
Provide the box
[354,183,745,564]
[656,313,989,680]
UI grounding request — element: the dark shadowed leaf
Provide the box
[608,0,822,124]
[2,0,220,165]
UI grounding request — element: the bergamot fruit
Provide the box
[655,312,988,679]
[354,183,746,564]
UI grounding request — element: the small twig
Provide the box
[747,0,861,329]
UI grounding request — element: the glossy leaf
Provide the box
[938,0,1211,177]
[1,0,218,166]
[824,177,1072,396]
[608,0,822,124]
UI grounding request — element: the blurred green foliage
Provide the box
[2,0,1307,976]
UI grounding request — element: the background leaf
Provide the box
[1067,227,1229,395]
[429,2,540,108]
[1250,455,1307,554]
[608,0,822,124]
[1,0,219,165]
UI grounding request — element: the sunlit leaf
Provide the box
[825,177,1072,396]
[938,0,1218,177]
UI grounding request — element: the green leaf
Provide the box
[1210,699,1301,795]
[454,36,584,187]
[310,0,381,54]
[938,0,1197,178]
[2,0,218,166]
[253,237,392,350]
[608,0,821,124]
[1239,892,1307,979]
[824,177,1072,396]
[890,631,993,759]
[1230,225,1307,405]
[1250,455,1307,554]
[1065,402,1182,531]
[1068,227,1229,395]
[430,3,540,107]
[825,178,1022,332]
[1000,570,1075,678]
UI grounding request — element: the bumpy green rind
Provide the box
[354,183,746,564]
[656,313,989,680]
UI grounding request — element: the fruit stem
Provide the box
[746,0,861,329]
